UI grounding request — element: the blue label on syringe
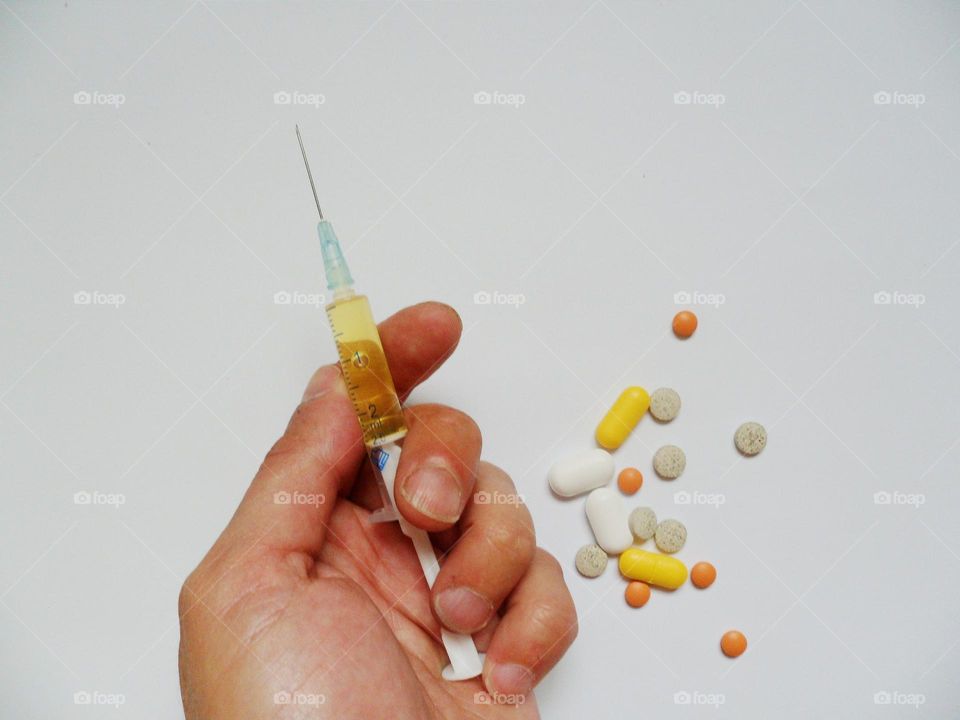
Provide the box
[372,448,389,470]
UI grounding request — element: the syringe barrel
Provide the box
[325,293,407,447]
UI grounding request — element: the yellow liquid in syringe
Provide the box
[326,293,407,447]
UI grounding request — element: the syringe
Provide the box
[295,126,484,682]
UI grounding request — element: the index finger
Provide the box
[218,301,463,558]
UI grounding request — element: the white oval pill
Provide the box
[585,488,633,554]
[548,449,615,497]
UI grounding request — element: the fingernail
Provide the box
[434,587,493,633]
[487,663,534,698]
[401,466,462,522]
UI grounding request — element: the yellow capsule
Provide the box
[595,387,650,450]
[619,547,688,589]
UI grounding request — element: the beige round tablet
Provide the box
[575,544,608,578]
[653,445,686,479]
[628,506,658,541]
[734,422,767,456]
[655,519,687,554]
[649,387,681,422]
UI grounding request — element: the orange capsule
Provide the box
[672,311,698,338]
[690,562,717,589]
[617,467,643,495]
[625,581,651,608]
[720,630,747,658]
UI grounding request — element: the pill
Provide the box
[721,630,747,658]
[734,422,767,456]
[653,445,686,479]
[672,311,698,338]
[548,448,614,497]
[617,467,643,494]
[690,562,717,589]
[585,488,633,554]
[654,519,687,553]
[625,581,651,608]
[619,547,688,589]
[595,386,650,450]
[628,506,658,541]
[575,544,608,578]
[649,387,681,422]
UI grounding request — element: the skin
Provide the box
[179,302,578,719]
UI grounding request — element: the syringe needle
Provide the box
[295,124,324,220]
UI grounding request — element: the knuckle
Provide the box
[484,520,536,565]
[411,404,481,441]
[178,569,203,619]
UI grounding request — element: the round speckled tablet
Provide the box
[653,445,686,479]
[575,544,608,578]
[628,506,658,541]
[734,422,767,456]
[649,388,681,422]
[655,519,687,554]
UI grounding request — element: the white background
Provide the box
[2,1,960,718]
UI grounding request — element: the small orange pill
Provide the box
[625,581,651,608]
[720,630,747,658]
[690,562,717,589]
[617,467,643,495]
[672,311,698,338]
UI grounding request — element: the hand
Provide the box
[178,302,577,719]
